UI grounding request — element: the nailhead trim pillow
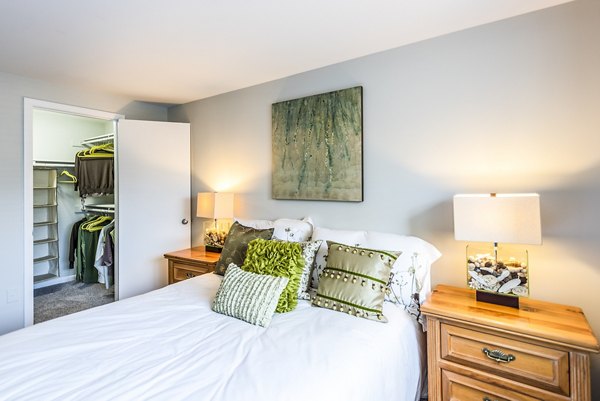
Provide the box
[361,232,441,328]
[214,221,275,275]
[242,238,305,313]
[309,227,367,290]
[212,264,289,327]
[312,241,400,323]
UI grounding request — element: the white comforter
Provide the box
[0,274,426,401]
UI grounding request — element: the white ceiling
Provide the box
[0,0,571,104]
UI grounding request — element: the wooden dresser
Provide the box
[164,246,220,284]
[422,285,599,401]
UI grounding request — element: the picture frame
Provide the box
[271,86,363,202]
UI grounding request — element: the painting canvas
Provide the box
[272,86,363,202]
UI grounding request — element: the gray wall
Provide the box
[170,0,600,389]
[0,70,168,334]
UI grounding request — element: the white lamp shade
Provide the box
[453,193,542,245]
[196,192,234,219]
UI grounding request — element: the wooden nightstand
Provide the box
[164,246,220,284]
[422,285,599,401]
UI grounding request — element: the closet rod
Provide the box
[81,133,115,147]
[83,209,115,215]
[34,161,75,168]
[82,204,115,214]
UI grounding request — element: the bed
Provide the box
[1,219,441,401]
[0,273,426,401]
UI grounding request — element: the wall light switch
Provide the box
[7,289,19,304]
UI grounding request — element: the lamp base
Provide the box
[205,245,223,253]
[476,290,519,308]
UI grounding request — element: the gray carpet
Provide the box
[34,281,115,324]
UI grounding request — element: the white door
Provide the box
[116,120,191,300]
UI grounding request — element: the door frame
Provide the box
[23,98,123,326]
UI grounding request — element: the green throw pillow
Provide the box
[215,221,275,275]
[242,238,305,313]
[312,241,400,323]
[212,264,289,327]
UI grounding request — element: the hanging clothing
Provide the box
[74,145,114,196]
[104,230,114,267]
[76,216,113,284]
[103,229,115,282]
[94,221,115,285]
[75,156,114,196]
[68,217,88,269]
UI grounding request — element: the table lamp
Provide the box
[197,192,234,253]
[453,193,542,308]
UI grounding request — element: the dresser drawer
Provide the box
[173,261,214,272]
[442,369,543,401]
[172,262,212,282]
[441,323,569,396]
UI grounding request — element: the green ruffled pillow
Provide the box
[242,238,305,313]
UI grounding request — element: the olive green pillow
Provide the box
[242,238,304,313]
[215,222,274,276]
[312,241,400,323]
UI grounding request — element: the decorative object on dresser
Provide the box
[197,192,234,252]
[453,193,542,308]
[422,285,599,401]
[271,86,363,202]
[163,246,220,284]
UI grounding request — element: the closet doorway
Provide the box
[31,107,117,323]
[24,99,191,326]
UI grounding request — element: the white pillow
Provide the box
[235,217,314,242]
[295,240,322,300]
[362,232,441,318]
[234,218,274,230]
[309,227,367,290]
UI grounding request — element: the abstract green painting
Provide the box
[272,86,363,202]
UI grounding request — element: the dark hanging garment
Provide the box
[75,156,114,196]
[68,217,87,269]
[80,229,101,284]
[76,217,113,283]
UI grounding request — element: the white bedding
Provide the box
[0,274,426,401]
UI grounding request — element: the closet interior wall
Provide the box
[33,109,114,287]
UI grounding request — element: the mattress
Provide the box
[0,274,426,401]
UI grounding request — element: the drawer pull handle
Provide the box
[483,397,499,401]
[482,347,516,363]
[185,273,196,279]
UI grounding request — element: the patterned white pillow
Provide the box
[361,232,441,326]
[212,264,289,327]
[296,240,322,300]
